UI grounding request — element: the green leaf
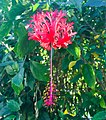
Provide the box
[33,3,39,11]
[58,110,64,119]
[70,73,81,83]
[68,61,77,70]
[82,64,96,89]
[7,3,26,20]
[85,0,106,7]
[71,0,83,13]
[14,24,36,58]
[30,61,49,82]
[0,21,12,41]
[0,61,14,67]
[38,111,50,120]
[62,55,70,71]
[92,111,106,120]
[11,68,24,95]
[67,43,81,59]
[96,69,103,81]
[12,68,24,86]
[5,65,15,75]
[5,62,19,75]
[0,105,11,116]
[27,74,35,90]
[12,83,23,95]
[4,115,16,120]
[7,100,20,112]
[0,0,9,12]
[100,97,106,109]
[36,99,43,110]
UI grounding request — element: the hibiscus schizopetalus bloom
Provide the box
[28,10,76,107]
[28,10,76,50]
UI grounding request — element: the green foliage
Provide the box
[85,0,106,7]
[14,24,36,58]
[67,43,81,59]
[0,21,13,41]
[92,111,106,120]
[7,3,26,20]
[11,67,24,95]
[7,100,20,112]
[30,60,49,81]
[0,0,106,120]
[82,64,96,89]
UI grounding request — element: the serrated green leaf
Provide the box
[14,24,36,58]
[0,21,12,41]
[30,61,49,82]
[7,100,20,112]
[67,43,81,59]
[82,64,96,89]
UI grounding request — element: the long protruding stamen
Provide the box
[50,47,53,98]
[43,47,57,107]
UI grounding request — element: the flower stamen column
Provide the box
[50,47,53,104]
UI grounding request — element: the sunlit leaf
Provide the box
[69,61,77,70]
[100,97,106,108]
[67,43,81,59]
[33,3,39,11]
[94,35,100,39]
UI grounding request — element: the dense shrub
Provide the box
[0,0,106,120]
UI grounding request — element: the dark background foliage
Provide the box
[0,0,106,120]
